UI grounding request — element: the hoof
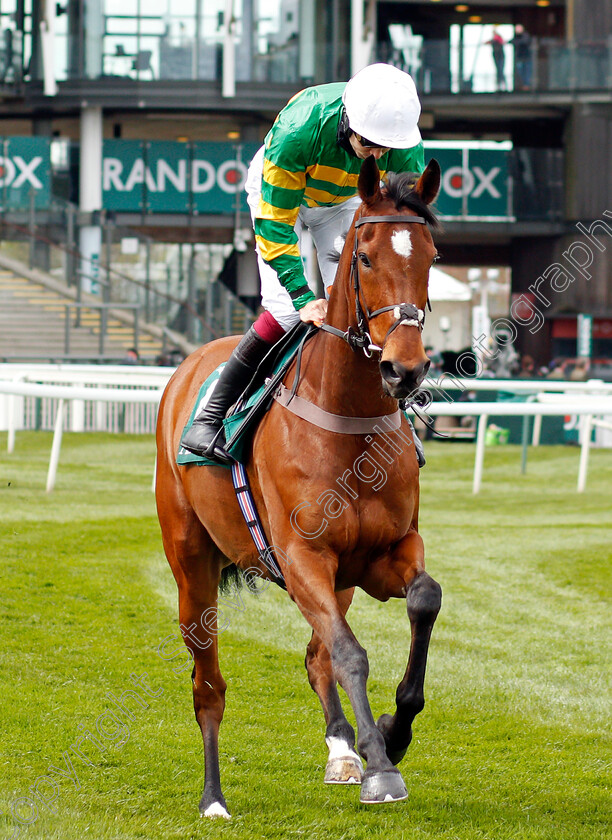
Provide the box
[360,769,408,804]
[324,754,363,785]
[376,713,410,766]
[200,801,231,820]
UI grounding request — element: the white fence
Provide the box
[0,364,173,435]
[3,365,612,436]
[1,365,612,494]
[0,377,165,492]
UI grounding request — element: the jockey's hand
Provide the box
[299,298,328,327]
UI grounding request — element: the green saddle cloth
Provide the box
[177,324,314,468]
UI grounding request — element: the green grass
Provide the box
[0,432,610,840]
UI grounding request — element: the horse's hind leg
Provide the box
[157,478,229,819]
[305,589,363,785]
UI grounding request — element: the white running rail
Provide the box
[1,374,612,494]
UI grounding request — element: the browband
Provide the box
[354,215,427,227]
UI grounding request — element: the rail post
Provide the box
[473,413,489,494]
[46,399,65,493]
[577,414,593,492]
[520,414,530,474]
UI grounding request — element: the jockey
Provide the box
[181,63,424,462]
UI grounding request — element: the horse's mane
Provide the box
[383,171,439,228]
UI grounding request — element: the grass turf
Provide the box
[0,432,610,840]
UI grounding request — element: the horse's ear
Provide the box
[358,156,382,205]
[414,159,441,206]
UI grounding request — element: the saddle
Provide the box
[177,323,316,468]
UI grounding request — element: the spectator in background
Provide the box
[0,28,14,83]
[156,348,184,366]
[121,347,140,365]
[546,359,565,379]
[569,358,590,382]
[517,353,535,378]
[510,24,533,89]
[425,345,443,377]
[486,27,507,91]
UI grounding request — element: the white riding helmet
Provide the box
[342,63,422,149]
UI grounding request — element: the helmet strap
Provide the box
[336,107,357,157]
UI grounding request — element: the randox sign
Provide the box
[103,140,512,219]
[0,136,512,220]
[102,140,260,214]
[423,142,511,220]
[0,137,51,210]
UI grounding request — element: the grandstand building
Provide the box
[0,0,611,365]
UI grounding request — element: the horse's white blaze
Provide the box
[202,802,231,820]
[333,235,346,254]
[391,229,413,258]
[325,735,361,761]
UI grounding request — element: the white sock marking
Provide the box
[203,802,231,820]
[325,735,361,762]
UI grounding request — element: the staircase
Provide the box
[0,254,195,363]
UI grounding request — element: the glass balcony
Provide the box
[53,0,305,85]
[0,2,26,95]
[377,36,612,96]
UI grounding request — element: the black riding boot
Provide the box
[180,326,273,463]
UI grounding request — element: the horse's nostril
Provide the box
[380,361,404,386]
[380,359,430,396]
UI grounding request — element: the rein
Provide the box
[320,213,430,358]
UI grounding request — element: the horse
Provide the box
[155,155,443,818]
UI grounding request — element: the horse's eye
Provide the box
[359,253,371,268]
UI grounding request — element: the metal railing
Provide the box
[63,302,139,356]
[0,195,256,360]
[377,36,612,96]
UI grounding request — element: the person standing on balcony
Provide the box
[181,63,424,462]
[486,27,507,91]
[510,24,533,90]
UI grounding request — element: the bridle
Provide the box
[320,213,431,358]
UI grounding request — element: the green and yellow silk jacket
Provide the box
[254,82,425,310]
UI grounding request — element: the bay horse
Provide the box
[155,155,442,818]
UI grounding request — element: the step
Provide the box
[0,268,169,360]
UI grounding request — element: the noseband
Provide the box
[321,214,430,357]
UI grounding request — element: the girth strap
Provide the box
[273,383,402,434]
[231,462,287,590]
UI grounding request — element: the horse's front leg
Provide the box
[375,533,442,766]
[305,588,363,785]
[288,550,408,804]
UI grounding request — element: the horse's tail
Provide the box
[219,563,266,595]
[219,563,244,594]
